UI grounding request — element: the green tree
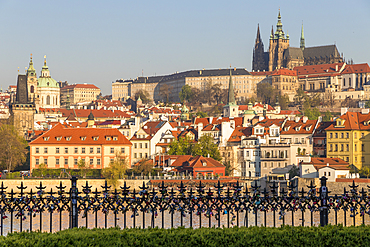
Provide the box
[323,111,333,121]
[38,163,47,177]
[278,94,290,110]
[168,135,221,161]
[77,159,91,178]
[196,111,208,118]
[304,108,321,120]
[102,151,128,188]
[359,166,370,179]
[365,99,370,108]
[133,159,154,176]
[134,89,151,104]
[179,85,193,103]
[0,124,28,172]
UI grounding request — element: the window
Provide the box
[134,153,137,158]
[90,148,94,154]
[64,159,68,165]
[139,143,142,149]
[110,148,114,154]
[355,157,358,162]
[329,144,333,152]
[121,147,125,154]
[328,172,331,176]
[329,133,333,138]
[74,147,78,154]
[362,133,365,138]
[341,144,344,151]
[44,158,48,165]
[335,133,338,138]
[355,144,357,152]
[346,144,349,151]
[44,147,48,154]
[36,159,39,165]
[97,159,101,165]
[90,158,93,164]
[355,133,357,139]
[346,133,349,138]
[97,147,101,154]
[56,159,59,165]
[134,143,137,149]
[335,144,338,152]
[74,159,78,165]
[145,153,148,158]
[346,157,349,162]
[362,156,365,162]
[362,144,365,152]
[36,148,39,154]
[341,133,344,138]
[139,153,142,158]
[145,143,148,149]
[65,148,68,154]
[56,147,60,154]
[82,148,85,154]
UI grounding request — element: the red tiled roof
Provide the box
[294,63,345,78]
[325,112,370,131]
[30,123,131,145]
[281,119,317,135]
[228,127,249,142]
[342,63,370,74]
[279,110,301,115]
[272,68,297,76]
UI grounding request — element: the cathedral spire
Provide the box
[274,9,285,39]
[27,54,36,75]
[227,69,236,106]
[255,24,262,45]
[300,22,305,50]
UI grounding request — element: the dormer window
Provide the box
[81,136,86,141]
[113,136,118,141]
[66,136,71,141]
[93,136,99,141]
[106,136,111,141]
[202,162,207,166]
[56,136,61,141]
[43,136,49,141]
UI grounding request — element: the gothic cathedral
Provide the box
[252,10,343,72]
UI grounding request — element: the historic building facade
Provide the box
[252,10,343,72]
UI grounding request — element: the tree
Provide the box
[0,124,28,172]
[77,159,91,178]
[278,94,290,110]
[196,111,208,118]
[341,97,357,108]
[365,99,370,109]
[304,108,321,120]
[294,87,306,108]
[257,82,277,105]
[179,85,193,103]
[134,89,151,104]
[102,151,129,188]
[133,159,154,176]
[359,166,370,179]
[38,163,47,177]
[159,84,173,103]
[168,134,221,161]
[322,91,335,107]
[323,111,333,121]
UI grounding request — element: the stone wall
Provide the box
[0,179,150,193]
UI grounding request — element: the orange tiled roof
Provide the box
[281,119,317,135]
[294,62,345,78]
[325,112,370,131]
[272,68,297,76]
[62,84,100,90]
[342,63,370,74]
[30,123,131,145]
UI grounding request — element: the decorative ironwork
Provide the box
[0,176,368,234]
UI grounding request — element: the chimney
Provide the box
[326,163,329,166]
[295,117,300,123]
[336,65,338,71]
[302,116,308,123]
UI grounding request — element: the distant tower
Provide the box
[300,22,305,50]
[268,10,290,71]
[10,74,36,139]
[223,69,239,118]
[87,111,95,128]
[252,24,267,71]
[26,54,37,102]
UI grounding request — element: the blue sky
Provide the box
[0,0,369,95]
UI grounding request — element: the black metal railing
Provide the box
[0,176,369,234]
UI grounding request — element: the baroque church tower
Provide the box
[223,69,238,118]
[26,54,37,103]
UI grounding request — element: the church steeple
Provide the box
[274,9,285,39]
[300,22,305,50]
[227,69,236,106]
[255,24,262,45]
[27,54,36,76]
[40,55,50,77]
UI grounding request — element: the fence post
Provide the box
[70,176,78,228]
[319,176,328,226]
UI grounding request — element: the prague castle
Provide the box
[252,10,343,72]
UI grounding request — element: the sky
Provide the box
[0,0,370,95]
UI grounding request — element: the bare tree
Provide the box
[159,84,173,103]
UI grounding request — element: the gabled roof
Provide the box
[312,121,334,138]
[303,45,340,59]
[325,112,370,131]
[342,63,370,74]
[30,123,131,145]
[228,127,250,143]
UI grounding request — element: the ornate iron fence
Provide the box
[0,176,369,235]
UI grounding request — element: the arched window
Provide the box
[46,95,50,105]
[30,85,34,93]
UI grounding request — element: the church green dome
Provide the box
[37,77,59,88]
[181,105,189,113]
